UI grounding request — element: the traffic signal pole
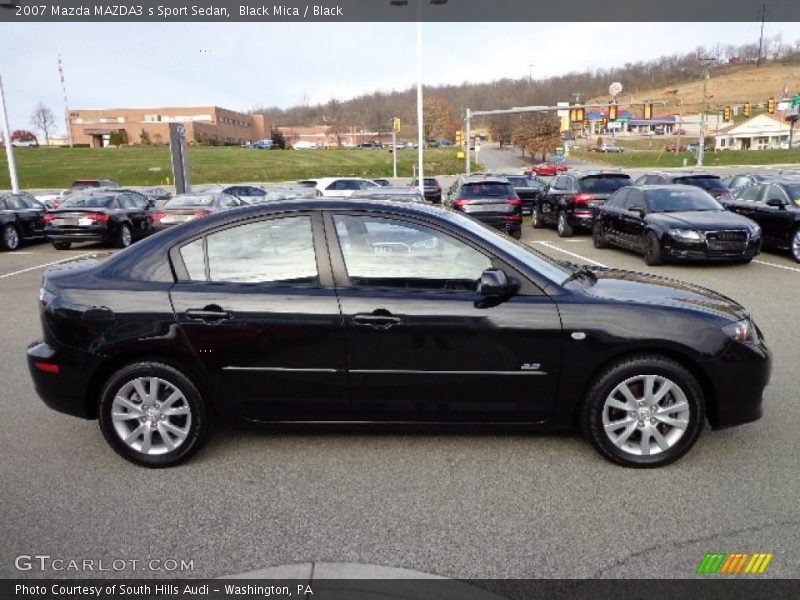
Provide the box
[465,108,471,176]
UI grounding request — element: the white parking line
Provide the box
[0,253,93,280]
[752,259,800,274]
[532,241,610,268]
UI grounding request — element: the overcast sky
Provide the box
[2,22,798,135]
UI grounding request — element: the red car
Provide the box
[665,144,688,152]
[525,163,570,177]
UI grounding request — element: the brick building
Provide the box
[68,106,268,147]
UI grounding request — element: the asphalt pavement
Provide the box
[1,177,799,581]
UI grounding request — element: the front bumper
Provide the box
[663,236,762,261]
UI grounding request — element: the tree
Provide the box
[139,129,152,145]
[512,113,561,161]
[270,127,287,149]
[423,96,453,142]
[488,115,514,147]
[30,102,56,145]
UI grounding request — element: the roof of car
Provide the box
[568,170,631,178]
[629,184,711,192]
[458,175,513,184]
[642,171,719,178]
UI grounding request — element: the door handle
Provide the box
[352,313,402,330]
[185,307,232,322]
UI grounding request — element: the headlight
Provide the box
[749,223,761,237]
[668,228,704,242]
[722,319,757,343]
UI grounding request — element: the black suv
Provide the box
[486,173,548,215]
[533,171,632,237]
[447,176,522,238]
[632,172,729,199]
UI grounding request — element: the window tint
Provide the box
[646,189,722,212]
[605,188,629,208]
[180,239,206,280]
[218,194,238,208]
[735,185,762,202]
[674,176,726,192]
[579,176,631,193]
[205,216,318,284]
[61,195,114,209]
[4,195,27,209]
[765,185,789,204]
[625,190,646,211]
[459,182,514,198]
[333,215,492,291]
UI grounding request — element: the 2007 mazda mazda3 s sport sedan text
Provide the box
[26,199,771,468]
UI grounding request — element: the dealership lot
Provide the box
[1,210,799,579]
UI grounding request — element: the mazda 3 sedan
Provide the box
[27,200,770,468]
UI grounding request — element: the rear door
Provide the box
[757,184,794,246]
[169,212,349,421]
[328,211,562,422]
[618,189,647,249]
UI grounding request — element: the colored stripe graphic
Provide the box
[697,553,726,574]
[744,553,774,574]
[698,552,773,574]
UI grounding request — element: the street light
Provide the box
[390,0,448,187]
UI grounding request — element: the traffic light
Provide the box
[743,102,751,117]
[723,106,732,122]
[455,130,462,146]
[767,97,776,114]
[602,118,609,129]
[608,103,618,121]
[643,103,653,119]
[583,119,589,129]
[393,117,401,132]
[575,107,584,122]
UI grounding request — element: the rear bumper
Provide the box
[45,225,110,242]
[26,340,97,419]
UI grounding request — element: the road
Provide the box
[1,217,799,581]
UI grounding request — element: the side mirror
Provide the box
[766,198,786,208]
[146,199,156,208]
[478,269,518,298]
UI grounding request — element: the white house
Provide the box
[714,114,792,150]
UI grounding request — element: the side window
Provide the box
[117,195,134,209]
[606,188,628,208]
[179,239,206,280]
[551,176,564,190]
[625,190,645,211]
[737,185,762,202]
[766,185,789,204]
[129,193,146,208]
[198,216,318,284]
[333,215,492,291]
[219,194,238,208]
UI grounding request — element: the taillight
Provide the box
[43,213,56,222]
[453,199,469,209]
[193,210,211,218]
[504,215,523,221]
[39,287,55,308]
[151,211,166,221]
[86,212,110,222]
[506,197,522,207]
[573,193,595,205]
[34,361,59,374]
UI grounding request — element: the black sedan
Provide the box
[723,179,800,262]
[151,192,244,231]
[486,173,548,215]
[27,199,770,468]
[44,189,154,250]
[0,192,47,251]
[593,185,762,265]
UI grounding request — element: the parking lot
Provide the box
[1,206,798,580]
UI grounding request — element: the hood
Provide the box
[647,210,754,232]
[580,268,747,321]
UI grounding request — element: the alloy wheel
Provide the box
[601,374,690,457]
[792,228,800,262]
[3,225,19,250]
[120,225,132,247]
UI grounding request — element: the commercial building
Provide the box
[714,113,794,150]
[68,106,268,147]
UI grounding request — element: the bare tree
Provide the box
[30,102,56,145]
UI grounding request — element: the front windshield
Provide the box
[444,210,571,285]
[646,189,723,212]
[675,176,727,192]
[166,195,216,207]
[61,194,114,208]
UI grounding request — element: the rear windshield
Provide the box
[70,181,100,189]
[505,176,530,187]
[61,195,114,208]
[166,195,216,207]
[460,183,515,198]
[412,179,439,186]
[674,176,727,192]
[579,176,631,193]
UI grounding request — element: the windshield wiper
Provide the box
[561,265,598,286]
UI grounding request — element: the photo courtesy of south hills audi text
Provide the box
[14,584,315,597]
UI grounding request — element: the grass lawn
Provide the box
[1,146,476,190]
[573,148,800,169]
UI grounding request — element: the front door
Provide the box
[327,212,562,422]
[169,213,348,421]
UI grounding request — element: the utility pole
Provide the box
[58,54,73,147]
[0,75,20,192]
[757,2,768,68]
[528,64,535,86]
[697,58,716,166]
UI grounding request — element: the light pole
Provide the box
[697,57,716,166]
[390,0,448,187]
[0,75,20,192]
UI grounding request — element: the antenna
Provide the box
[58,54,73,147]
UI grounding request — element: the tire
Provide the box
[557,211,574,238]
[593,222,608,249]
[580,355,705,468]
[643,231,664,266]
[510,229,522,240]
[1,223,20,251]
[116,223,133,248]
[791,227,800,263]
[98,361,211,467]
[51,241,71,250]
[531,206,544,229]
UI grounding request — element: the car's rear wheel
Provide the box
[791,227,800,263]
[116,223,133,248]
[593,222,608,249]
[51,241,71,250]
[644,231,664,266]
[531,206,544,229]
[98,362,211,467]
[557,211,574,237]
[1,224,20,251]
[581,355,705,468]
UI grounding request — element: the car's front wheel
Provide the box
[643,231,664,266]
[98,362,211,467]
[791,227,800,263]
[581,355,705,468]
[531,206,544,229]
[593,222,608,248]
